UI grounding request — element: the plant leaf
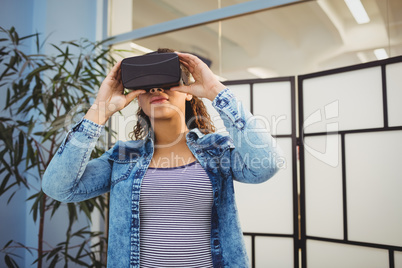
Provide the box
[5,254,19,268]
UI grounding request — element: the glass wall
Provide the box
[108,0,402,79]
[109,0,251,35]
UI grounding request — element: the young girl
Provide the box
[42,49,281,267]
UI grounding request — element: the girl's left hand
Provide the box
[171,52,226,101]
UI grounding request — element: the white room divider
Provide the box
[298,56,402,268]
[204,77,299,268]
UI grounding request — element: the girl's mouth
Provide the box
[150,96,168,104]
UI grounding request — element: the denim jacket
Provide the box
[42,88,281,268]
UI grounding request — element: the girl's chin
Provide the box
[145,112,182,121]
[142,107,186,121]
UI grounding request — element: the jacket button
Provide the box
[214,240,220,247]
[236,120,244,128]
[214,192,219,198]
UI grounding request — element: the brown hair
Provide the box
[131,48,216,140]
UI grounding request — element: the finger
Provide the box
[177,53,197,66]
[177,52,195,61]
[179,59,191,69]
[170,84,192,94]
[115,70,122,84]
[178,52,204,67]
[108,61,122,79]
[179,57,198,75]
[125,89,146,103]
[177,53,207,75]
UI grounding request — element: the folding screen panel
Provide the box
[298,56,402,268]
[386,62,402,127]
[204,78,298,268]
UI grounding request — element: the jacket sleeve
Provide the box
[42,118,113,203]
[212,88,283,184]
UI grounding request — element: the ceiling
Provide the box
[110,0,402,80]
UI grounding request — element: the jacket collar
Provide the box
[145,127,205,143]
[186,128,205,141]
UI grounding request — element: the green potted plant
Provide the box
[0,26,116,267]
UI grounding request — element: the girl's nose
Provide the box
[149,88,164,94]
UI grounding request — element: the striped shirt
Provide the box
[139,161,214,268]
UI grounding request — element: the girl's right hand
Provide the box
[84,61,145,125]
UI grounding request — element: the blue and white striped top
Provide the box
[139,161,214,268]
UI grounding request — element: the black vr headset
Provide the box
[121,52,189,91]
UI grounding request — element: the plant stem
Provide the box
[38,193,47,268]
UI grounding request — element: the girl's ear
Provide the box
[186,93,193,101]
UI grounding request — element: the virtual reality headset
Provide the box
[121,52,189,91]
